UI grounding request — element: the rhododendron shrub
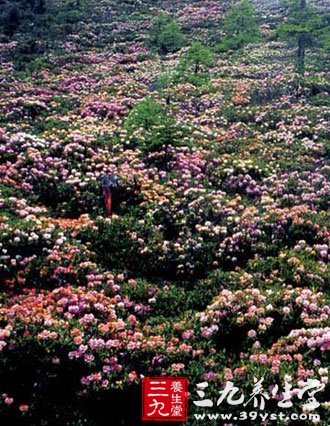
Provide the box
[0,0,329,425]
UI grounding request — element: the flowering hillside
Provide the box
[0,0,329,425]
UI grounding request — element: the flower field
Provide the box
[0,0,329,425]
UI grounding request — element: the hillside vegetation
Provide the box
[0,1,329,425]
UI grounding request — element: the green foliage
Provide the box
[124,97,191,171]
[174,42,213,86]
[1,5,20,36]
[148,13,186,54]
[216,0,261,52]
[184,42,213,73]
[125,97,165,133]
[155,70,175,104]
[124,97,181,155]
[142,117,180,154]
[277,0,329,75]
[0,0,89,70]
[0,1,47,38]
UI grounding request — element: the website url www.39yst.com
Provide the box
[193,411,320,422]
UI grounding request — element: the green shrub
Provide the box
[215,0,261,52]
[148,13,186,54]
[124,98,182,161]
[175,41,213,86]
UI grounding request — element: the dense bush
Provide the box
[148,12,186,54]
[215,0,261,52]
[124,97,185,168]
[0,0,329,425]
